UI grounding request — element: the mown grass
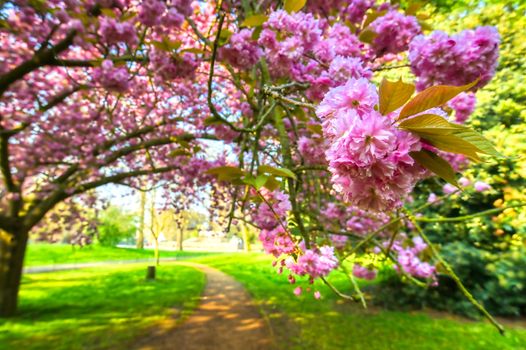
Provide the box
[24,243,219,266]
[9,246,526,350]
[0,264,205,350]
[197,253,526,350]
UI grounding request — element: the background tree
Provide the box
[97,206,137,247]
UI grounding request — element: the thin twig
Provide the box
[407,212,505,334]
[415,203,526,223]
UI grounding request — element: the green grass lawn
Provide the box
[0,264,205,350]
[196,253,526,350]
[7,246,526,350]
[24,243,219,266]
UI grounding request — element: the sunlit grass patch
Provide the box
[0,264,205,350]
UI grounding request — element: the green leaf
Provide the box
[244,174,268,190]
[169,149,192,157]
[417,133,483,162]
[405,2,423,16]
[397,79,479,120]
[258,165,297,179]
[399,114,502,159]
[204,117,222,126]
[284,0,307,13]
[418,20,433,32]
[181,48,206,55]
[206,166,245,181]
[358,28,378,44]
[251,26,263,40]
[120,11,137,22]
[101,8,116,18]
[379,78,415,115]
[241,14,268,27]
[151,38,182,52]
[219,29,233,46]
[449,127,502,158]
[263,176,281,191]
[410,150,458,187]
[399,114,457,133]
[307,124,323,136]
[363,9,387,27]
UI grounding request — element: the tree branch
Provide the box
[72,166,179,195]
[0,30,77,98]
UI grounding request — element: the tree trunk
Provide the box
[154,238,160,266]
[0,228,29,317]
[136,191,146,249]
[178,228,183,251]
[241,224,251,252]
[146,266,156,280]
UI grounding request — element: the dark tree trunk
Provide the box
[0,227,29,317]
[146,266,156,280]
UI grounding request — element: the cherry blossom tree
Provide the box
[0,0,521,330]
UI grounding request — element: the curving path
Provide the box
[133,262,276,350]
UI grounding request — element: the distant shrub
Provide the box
[97,206,137,247]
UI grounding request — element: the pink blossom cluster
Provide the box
[442,179,491,195]
[150,51,199,81]
[346,206,389,235]
[392,236,437,280]
[99,17,138,46]
[370,10,421,55]
[409,26,500,90]
[138,0,193,27]
[329,234,349,249]
[317,78,425,211]
[306,0,375,24]
[297,136,326,165]
[353,263,377,280]
[138,0,167,26]
[253,189,292,230]
[328,56,373,85]
[258,10,368,100]
[259,226,296,258]
[448,92,477,123]
[285,245,339,279]
[93,60,130,92]
[218,29,262,70]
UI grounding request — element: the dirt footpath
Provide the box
[133,263,276,350]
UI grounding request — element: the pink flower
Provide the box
[352,264,377,280]
[459,177,471,187]
[316,78,378,120]
[138,0,166,26]
[99,17,138,46]
[474,181,492,192]
[328,56,372,84]
[409,26,499,90]
[219,29,262,69]
[327,111,396,167]
[94,60,130,92]
[427,193,440,204]
[253,189,291,230]
[259,226,295,258]
[370,11,421,55]
[293,286,302,296]
[314,291,321,299]
[442,183,458,194]
[449,92,476,123]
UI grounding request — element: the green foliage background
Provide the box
[97,206,137,247]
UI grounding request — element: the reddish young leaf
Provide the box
[379,78,415,115]
[397,79,479,120]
